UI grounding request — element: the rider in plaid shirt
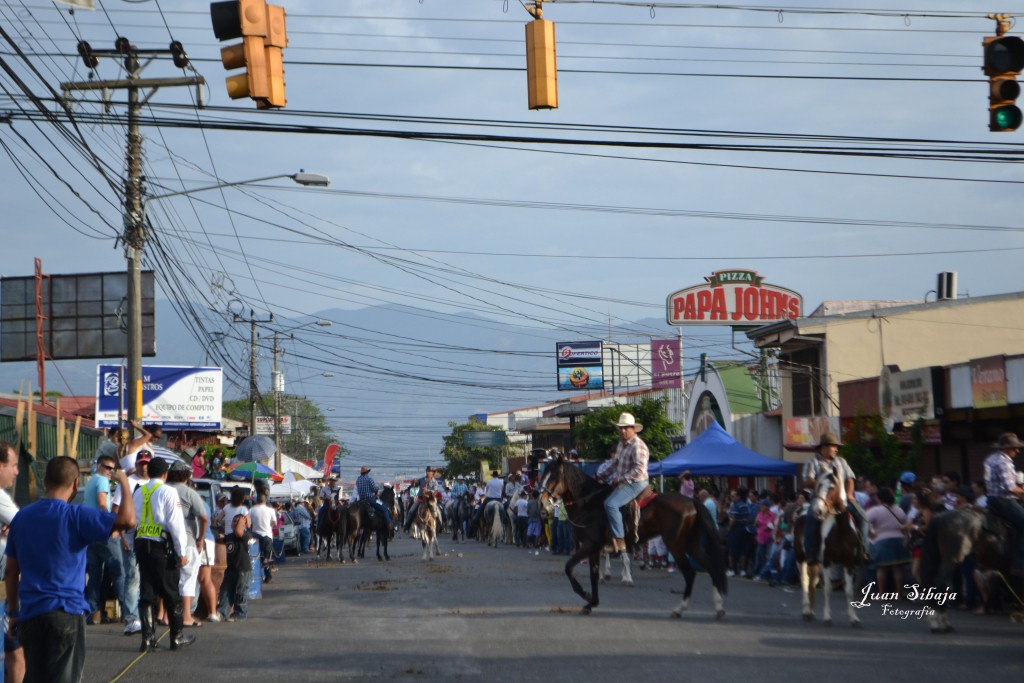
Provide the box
[356,467,392,529]
[984,433,1024,567]
[596,413,650,554]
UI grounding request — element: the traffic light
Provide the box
[210,0,287,108]
[983,34,1024,132]
[525,17,558,110]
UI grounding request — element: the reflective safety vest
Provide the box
[137,481,165,539]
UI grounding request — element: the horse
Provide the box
[316,499,345,562]
[540,455,727,617]
[353,500,392,562]
[413,493,440,561]
[480,499,512,547]
[918,506,1014,633]
[380,485,399,540]
[447,492,472,543]
[793,471,864,627]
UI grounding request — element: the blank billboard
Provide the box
[1,270,155,362]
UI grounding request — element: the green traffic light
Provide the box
[992,104,1023,132]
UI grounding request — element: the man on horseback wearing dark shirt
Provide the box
[595,413,650,555]
[801,433,870,564]
[402,467,438,533]
[984,432,1024,571]
[356,466,393,531]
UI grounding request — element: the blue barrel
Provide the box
[272,538,286,564]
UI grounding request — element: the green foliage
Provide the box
[440,419,508,478]
[222,396,344,462]
[573,397,678,462]
[841,408,923,487]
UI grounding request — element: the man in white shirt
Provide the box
[0,441,22,683]
[248,494,277,584]
[131,457,193,652]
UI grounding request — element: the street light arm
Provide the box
[143,171,330,209]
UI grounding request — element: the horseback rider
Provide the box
[319,476,341,504]
[471,469,506,532]
[983,432,1024,571]
[801,433,870,564]
[355,466,393,531]
[595,412,650,555]
[402,467,438,532]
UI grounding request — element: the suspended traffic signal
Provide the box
[210,0,289,107]
[983,34,1024,132]
[525,17,558,110]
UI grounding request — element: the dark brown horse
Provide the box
[316,499,345,562]
[919,507,1013,633]
[793,471,864,626]
[540,456,727,617]
[353,501,391,561]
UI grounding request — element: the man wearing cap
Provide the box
[801,433,869,564]
[132,457,194,652]
[596,413,650,555]
[403,468,438,533]
[983,432,1024,570]
[356,466,393,531]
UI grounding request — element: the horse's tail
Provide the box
[694,498,728,596]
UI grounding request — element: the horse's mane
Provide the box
[558,458,608,504]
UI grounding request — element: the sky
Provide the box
[1,0,1023,480]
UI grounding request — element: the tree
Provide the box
[574,397,678,463]
[222,395,343,463]
[440,418,507,478]
[841,408,923,487]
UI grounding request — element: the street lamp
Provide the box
[124,171,330,430]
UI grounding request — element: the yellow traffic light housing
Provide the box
[524,3,557,111]
[210,0,287,108]
[983,17,1024,132]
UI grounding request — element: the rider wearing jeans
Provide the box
[596,413,650,555]
[984,432,1024,569]
[802,433,869,564]
[356,466,393,529]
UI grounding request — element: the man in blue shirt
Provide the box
[83,454,125,627]
[5,457,136,683]
[355,467,393,530]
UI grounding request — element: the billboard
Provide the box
[556,341,604,391]
[1,270,155,361]
[255,415,292,435]
[971,355,1008,408]
[96,365,222,429]
[463,431,506,447]
[667,269,802,326]
[651,338,682,390]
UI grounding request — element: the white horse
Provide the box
[796,471,863,627]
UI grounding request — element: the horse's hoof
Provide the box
[580,606,592,616]
[622,580,634,587]
[851,620,862,629]
[823,619,833,627]
[715,610,725,620]
[802,613,814,622]
[671,610,681,619]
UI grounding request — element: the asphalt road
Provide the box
[82,536,1023,682]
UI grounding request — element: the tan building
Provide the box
[748,291,1024,465]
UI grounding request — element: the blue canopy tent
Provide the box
[648,421,797,477]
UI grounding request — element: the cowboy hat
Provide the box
[817,433,842,448]
[614,412,644,432]
[993,432,1024,449]
[360,466,371,474]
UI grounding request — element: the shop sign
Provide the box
[667,269,802,326]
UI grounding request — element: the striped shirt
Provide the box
[984,451,1018,498]
[597,436,649,485]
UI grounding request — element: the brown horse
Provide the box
[540,456,727,617]
[793,471,864,627]
[919,507,1013,633]
[316,499,345,562]
[414,494,440,561]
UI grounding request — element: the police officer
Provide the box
[132,457,195,652]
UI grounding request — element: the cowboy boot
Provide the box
[169,601,195,651]
[138,604,158,653]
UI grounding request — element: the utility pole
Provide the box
[272,332,283,473]
[61,39,204,425]
[233,309,272,437]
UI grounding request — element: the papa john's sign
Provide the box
[667,270,803,326]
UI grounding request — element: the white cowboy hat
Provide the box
[614,413,643,432]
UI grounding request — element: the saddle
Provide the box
[635,486,657,510]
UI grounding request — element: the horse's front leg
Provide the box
[601,551,611,583]
[800,561,814,621]
[565,546,597,609]
[822,565,834,626]
[620,553,634,587]
[585,550,601,614]
[671,559,697,618]
[845,568,861,627]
